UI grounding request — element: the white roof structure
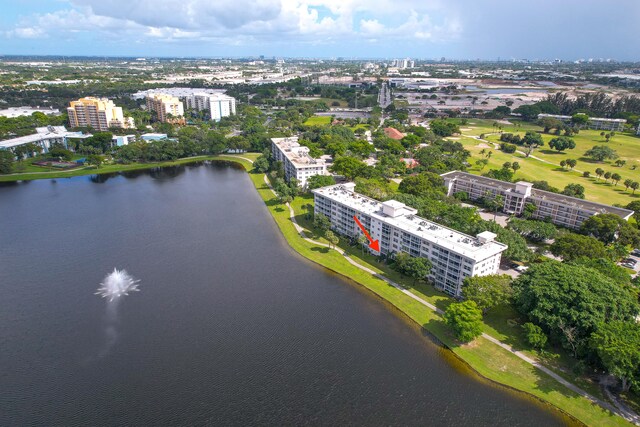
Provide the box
[313,184,507,261]
[0,126,90,149]
[0,107,61,118]
[272,137,326,168]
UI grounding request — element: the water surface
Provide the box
[0,163,572,426]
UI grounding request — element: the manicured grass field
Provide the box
[451,119,640,206]
[302,115,332,126]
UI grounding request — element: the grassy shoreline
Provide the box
[221,155,630,427]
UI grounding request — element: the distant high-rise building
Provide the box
[146,93,185,124]
[185,93,236,122]
[67,97,134,131]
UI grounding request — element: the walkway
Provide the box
[240,155,638,425]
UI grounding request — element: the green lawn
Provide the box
[303,115,332,126]
[221,159,632,427]
[450,119,640,206]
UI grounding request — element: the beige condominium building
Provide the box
[313,183,508,297]
[146,93,185,124]
[442,171,633,229]
[67,97,134,131]
[271,137,327,187]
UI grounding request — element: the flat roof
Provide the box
[538,113,626,123]
[272,137,326,168]
[313,184,507,261]
[0,126,90,149]
[442,171,633,218]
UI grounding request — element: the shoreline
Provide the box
[220,155,632,427]
[2,154,633,426]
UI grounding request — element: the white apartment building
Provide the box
[537,114,626,132]
[271,137,328,187]
[313,183,508,297]
[67,97,134,131]
[0,126,91,153]
[146,93,185,123]
[442,171,633,229]
[185,93,236,121]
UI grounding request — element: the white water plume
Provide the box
[95,268,140,301]
[94,268,140,358]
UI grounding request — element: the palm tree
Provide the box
[479,148,486,157]
[512,162,521,173]
[595,167,604,180]
[624,179,633,191]
[487,151,493,159]
[632,181,640,194]
[604,171,612,182]
[560,160,567,169]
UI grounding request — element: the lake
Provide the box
[0,162,572,426]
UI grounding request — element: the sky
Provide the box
[1,0,639,60]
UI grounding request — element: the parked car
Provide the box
[621,262,636,269]
[631,249,640,257]
[515,265,529,273]
[623,258,637,265]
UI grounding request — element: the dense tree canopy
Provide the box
[513,262,639,357]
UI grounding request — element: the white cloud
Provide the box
[4,0,463,47]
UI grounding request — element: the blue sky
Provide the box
[1,0,639,60]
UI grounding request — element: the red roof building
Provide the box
[384,127,405,140]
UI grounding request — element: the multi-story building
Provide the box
[67,97,134,131]
[185,93,236,121]
[442,171,633,229]
[146,93,185,124]
[271,137,328,187]
[0,126,91,153]
[537,114,626,132]
[313,183,508,297]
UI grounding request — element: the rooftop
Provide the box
[442,171,634,219]
[384,127,405,140]
[538,113,626,123]
[313,184,507,261]
[0,126,90,149]
[272,137,326,167]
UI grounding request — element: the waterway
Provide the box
[0,162,573,425]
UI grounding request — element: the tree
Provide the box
[590,321,640,392]
[584,145,619,162]
[595,167,605,179]
[561,183,585,199]
[511,162,521,173]
[444,301,484,342]
[398,172,445,197]
[0,150,14,174]
[313,213,331,232]
[522,322,548,350]
[253,155,270,173]
[550,233,609,261]
[624,179,634,192]
[611,173,622,186]
[306,174,336,190]
[508,218,558,242]
[330,156,366,180]
[503,161,512,170]
[429,119,460,137]
[357,234,368,255]
[548,136,576,152]
[626,200,640,224]
[392,252,432,284]
[325,230,339,249]
[581,213,640,247]
[559,160,567,169]
[603,171,612,182]
[632,181,640,194]
[522,202,537,219]
[571,113,589,126]
[566,159,577,170]
[512,261,639,357]
[462,275,512,315]
[87,154,103,168]
[475,159,489,170]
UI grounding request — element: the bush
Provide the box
[500,142,517,153]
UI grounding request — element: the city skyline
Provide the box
[1,0,640,60]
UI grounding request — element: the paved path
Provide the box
[235,155,637,425]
